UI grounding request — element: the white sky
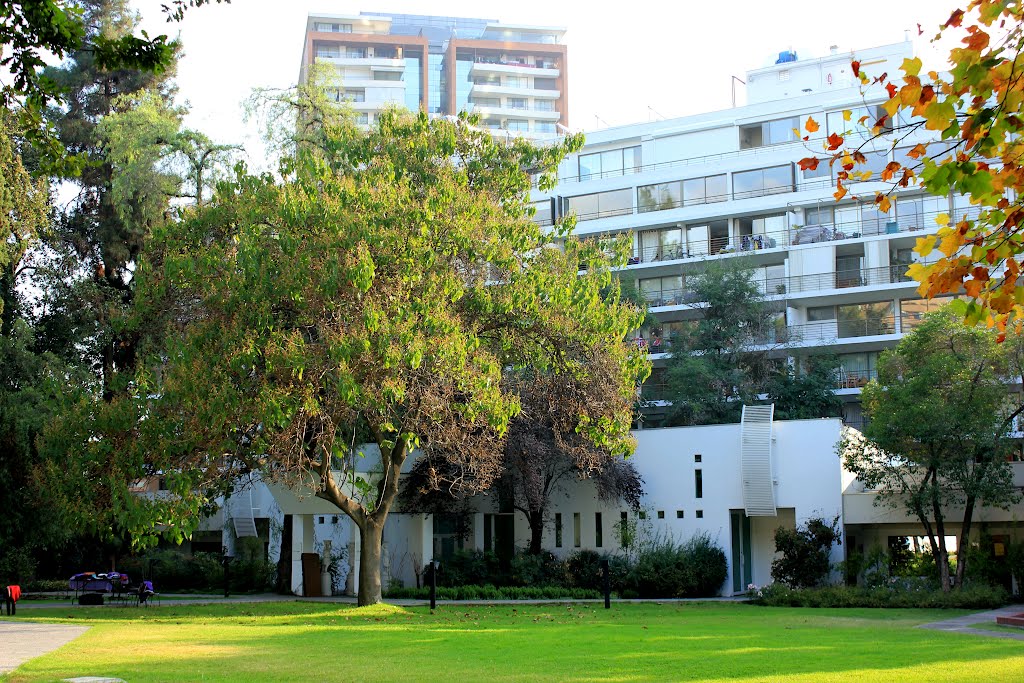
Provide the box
[132,0,956,167]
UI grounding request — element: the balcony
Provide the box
[787,315,898,343]
[758,265,917,297]
[470,83,560,99]
[315,55,406,70]
[835,368,877,390]
[470,60,560,78]
[471,104,562,121]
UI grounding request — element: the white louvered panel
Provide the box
[740,404,777,517]
[231,487,259,538]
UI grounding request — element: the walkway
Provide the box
[919,604,1024,641]
[0,621,89,675]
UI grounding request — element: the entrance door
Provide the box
[730,511,753,593]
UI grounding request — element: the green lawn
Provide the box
[5,602,1023,682]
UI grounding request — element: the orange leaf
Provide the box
[851,60,861,77]
[798,157,820,171]
[965,279,983,298]
[885,82,898,98]
[945,9,964,28]
[805,116,820,133]
[881,161,901,181]
[826,133,844,151]
[834,184,848,201]
[906,143,928,159]
[876,195,892,213]
[964,29,990,52]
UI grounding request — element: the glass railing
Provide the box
[787,315,898,342]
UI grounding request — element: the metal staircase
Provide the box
[740,404,777,517]
[230,486,259,537]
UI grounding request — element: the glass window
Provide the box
[695,470,703,499]
[838,302,894,337]
[595,513,603,548]
[555,513,563,547]
[808,306,835,321]
[507,97,527,109]
[535,77,557,90]
[739,117,798,149]
[566,189,632,220]
[530,199,552,226]
[623,146,642,174]
[705,174,727,202]
[573,512,581,548]
[373,71,402,81]
[638,181,682,212]
[733,165,794,199]
[827,105,892,137]
[600,150,624,177]
[346,47,367,58]
[805,206,834,226]
[535,100,555,111]
[535,122,556,134]
[901,297,955,330]
[505,76,524,88]
[578,146,640,180]
[684,174,727,205]
[506,119,529,132]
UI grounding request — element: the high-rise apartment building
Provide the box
[300,12,568,137]
[530,41,958,429]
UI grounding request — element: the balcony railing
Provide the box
[836,368,878,390]
[759,265,916,296]
[787,315,898,342]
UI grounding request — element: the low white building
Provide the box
[211,414,845,597]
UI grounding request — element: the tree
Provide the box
[771,517,841,588]
[0,0,224,167]
[123,107,648,605]
[660,260,840,425]
[840,308,1022,590]
[800,2,1024,334]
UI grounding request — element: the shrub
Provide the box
[510,549,566,587]
[0,546,37,585]
[617,532,727,598]
[428,550,503,588]
[565,550,604,590]
[771,517,840,588]
[754,583,1008,609]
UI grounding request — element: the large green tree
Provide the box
[840,308,1022,590]
[659,260,841,425]
[119,106,647,605]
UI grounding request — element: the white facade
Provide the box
[529,40,962,428]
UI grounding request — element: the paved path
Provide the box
[919,604,1024,641]
[0,621,89,675]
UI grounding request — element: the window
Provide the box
[901,297,955,330]
[345,47,367,58]
[530,199,553,226]
[638,181,682,212]
[471,97,500,108]
[332,516,338,524]
[802,156,832,180]
[316,46,341,58]
[595,513,603,548]
[639,275,684,307]
[373,71,402,81]
[694,454,702,463]
[807,306,835,322]
[555,513,563,548]
[507,97,527,110]
[314,22,353,33]
[739,116,799,149]
[896,194,947,231]
[805,206,834,226]
[579,146,641,180]
[676,510,685,519]
[733,165,794,199]
[506,119,530,132]
[473,74,501,86]
[535,100,555,111]
[836,254,864,288]
[505,76,524,88]
[657,510,665,519]
[573,512,581,548]
[694,470,703,499]
[683,174,727,205]
[838,352,880,387]
[837,302,895,337]
[638,227,684,262]
[638,511,647,520]
[535,77,557,90]
[696,510,704,519]
[341,88,365,103]
[535,122,556,134]
[565,189,632,220]
[356,113,369,125]
[318,516,325,524]
[827,105,892,137]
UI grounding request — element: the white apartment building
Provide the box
[300,12,568,137]
[530,41,967,429]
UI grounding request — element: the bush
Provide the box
[617,532,728,598]
[116,546,276,593]
[25,578,68,593]
[510,550,566,587]
[0,546,37,585]
[565,550,605,590]
[753,582,1008,609]
[771,517,840,588]
[428,550,504,588]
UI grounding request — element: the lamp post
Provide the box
[221,546,234,598]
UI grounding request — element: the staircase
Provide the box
[230,486,259,538]
[740,404,777,517]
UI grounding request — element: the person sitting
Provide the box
[5,585,21,615]
[138,580,155,606]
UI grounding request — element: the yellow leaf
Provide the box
[935,212,950,227]
[900,84,923,107]
[902,56,923,77]
[915,236,935,257]
[877,195,892,213]
[939,231,964,257]
[842,110,852,122]
[906,261,928,283]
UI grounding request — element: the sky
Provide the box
[132,0,957,168]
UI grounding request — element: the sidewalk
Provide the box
[918,604,1024,641]
[0,621,89,675]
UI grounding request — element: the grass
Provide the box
[4,601,1024,682]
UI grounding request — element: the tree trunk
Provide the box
[357,519,384,606]
[955,495,977,589]
[528,509,545,555]
[934,513,951,592]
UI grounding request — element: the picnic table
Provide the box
[69,572,133,605]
